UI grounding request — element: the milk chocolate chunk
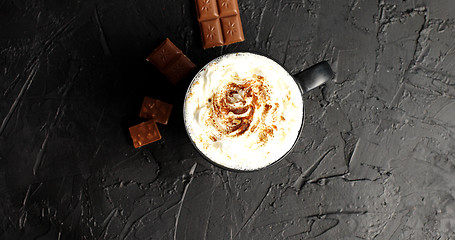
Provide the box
[220,15,243,45]
[217,0,239,16]
[139,97,173,125]
[129,120,161,148]
[196,0,219,21]
[200,19,224,48]
[146,38,197,85]
[161,54,197,86]
[195,0,244,49]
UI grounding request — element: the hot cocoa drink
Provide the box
[184,53,304,170]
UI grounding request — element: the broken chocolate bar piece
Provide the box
[146,38,197,85]
[139,97,173,125]
[195,0,245,49]
[129,120,162,148]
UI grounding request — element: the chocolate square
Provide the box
[196,0,219,21]
[146,38,182,70]
[217,0,239,17]
[161,55,197,86]
[200,19,224,49]
[220,15,244,45]
[129,120,162,148]
[139,97,173,125]
[146,38,197,85]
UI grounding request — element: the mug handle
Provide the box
[293,61,335,93]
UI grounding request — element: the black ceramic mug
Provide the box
[183,52,334,171]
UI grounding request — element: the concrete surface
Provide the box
[0,0,454,239]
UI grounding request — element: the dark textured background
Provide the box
[1,0,455,239]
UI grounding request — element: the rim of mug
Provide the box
[183,52,305,172]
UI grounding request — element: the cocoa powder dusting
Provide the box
[207,74,276,144]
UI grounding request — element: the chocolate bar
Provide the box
[139,97,173,125]
[129,120,162,148]
[146,38,197,85]
[195,0,245,49]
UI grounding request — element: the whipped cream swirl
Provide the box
[209,74,272,139]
